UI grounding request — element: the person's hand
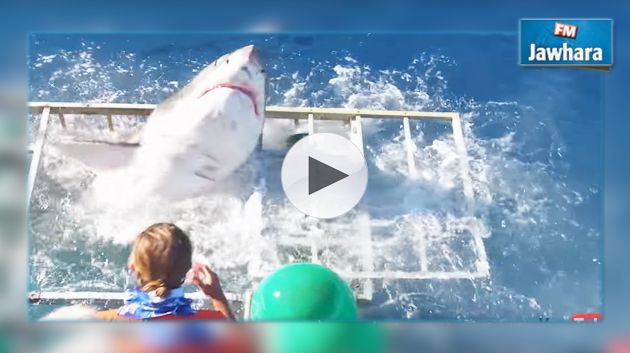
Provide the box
[191,263,226,301]
[191,263,235,320]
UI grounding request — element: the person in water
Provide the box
[96,223,234,321]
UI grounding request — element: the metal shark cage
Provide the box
[27,102,489,317]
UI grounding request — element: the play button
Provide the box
[281,133,368,219]
[308,157,349,195]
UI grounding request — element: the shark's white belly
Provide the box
[96,88,263,203]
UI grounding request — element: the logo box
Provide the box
[519,19,613,67]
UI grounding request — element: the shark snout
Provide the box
[241,44,263,71]
[242,44,257,58]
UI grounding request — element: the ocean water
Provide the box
[28,33,603,321]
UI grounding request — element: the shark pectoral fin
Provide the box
[52,141,139,173]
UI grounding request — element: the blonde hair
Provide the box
[129,223,192,298]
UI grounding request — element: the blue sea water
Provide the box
[28,33,603,321]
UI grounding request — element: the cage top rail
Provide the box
[27,99,475,211]
[28,101,458,121]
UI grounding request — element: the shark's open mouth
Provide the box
[198,83,260,117]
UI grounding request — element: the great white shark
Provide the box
[57,45,266,207]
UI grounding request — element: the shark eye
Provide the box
[225,58,230,64]
[260,69,266,73]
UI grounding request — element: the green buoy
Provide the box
[250,263,357,321]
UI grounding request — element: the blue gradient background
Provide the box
[1,0,629,350]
